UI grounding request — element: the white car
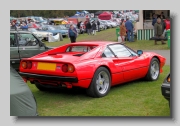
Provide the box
[28,28,53,41]
[106,20,117,28]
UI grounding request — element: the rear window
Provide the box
[66,45,97,52]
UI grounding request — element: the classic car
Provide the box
[39,25,65,40]
[99,20,112,28]
[27,23,41,29]
[53,25,69,37]
[10,29,54,71]
[161,73,170,107]
[19,41,166,98]
[28,28,53,41]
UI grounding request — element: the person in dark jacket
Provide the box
[160,12,165,19]
[77,21,81,29]
[92,21,97,35]
[68,24,77,43]
[125,17,134,42]
[152,13,157,26]
[154,18,166,45]
[85,21,92,35]
[97,20,100,32]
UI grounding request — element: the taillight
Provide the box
[62,64,68,72]
[21,61,32,69]
[68,64,75,73]
[62,64,75,73]
[22,61,27,69]
[27,61,32,69]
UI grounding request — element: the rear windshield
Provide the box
[66,45,97,53]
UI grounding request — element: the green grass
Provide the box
[27,65,170,116]
[43,27,170,50]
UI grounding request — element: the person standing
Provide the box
[85,21,92,35]
[125,17,134,42]
[154,18,166,45]
[152,13,157,27]
[97,20,100,32]
[92,21,97,35]
[10,21,18,30]
[160,12,165,19]
[68,24,77,43]
[119,22,126,44]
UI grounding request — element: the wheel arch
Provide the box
[94,65,112,79]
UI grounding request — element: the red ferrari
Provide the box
[19,42,166,98]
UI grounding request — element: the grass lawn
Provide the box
[28,65,170,116]
[43,27,170,50]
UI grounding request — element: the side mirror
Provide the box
[137,50,143,56]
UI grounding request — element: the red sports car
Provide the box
[19,42,166,98]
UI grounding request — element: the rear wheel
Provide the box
[145,57,160,81]
[86,67,111,98]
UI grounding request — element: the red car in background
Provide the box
[27,23,41,29]
[19,41,166,98]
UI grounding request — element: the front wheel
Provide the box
[86,67,111,98]
[145,57,160,81]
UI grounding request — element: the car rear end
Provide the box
[19,56,79,88]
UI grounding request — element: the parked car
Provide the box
[27,23,41,29]
[10,29,54,71]
[54,25,69,37]
[99,21,109,29]
[27,16,47,24]
[100,20,112,28]
[28,28,53,41]
[10,65,38,116]
[40,25,65,40]
[19,41,166,98]
[161,73,170,107]
[106,20,117,28]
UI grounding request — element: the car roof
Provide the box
[10,30,32,34]
[68,41,119,46]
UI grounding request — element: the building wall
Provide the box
[134,10,143,30]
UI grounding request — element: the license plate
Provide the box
[37,62,56,71]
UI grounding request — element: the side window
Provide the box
[18,33,39,46]
[126,47,138,57]
[109,44,132,57]
[102,48,115,58]
[10,33,16,47]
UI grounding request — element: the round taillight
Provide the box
[22,61,27,69]
[62,64,68,72]
[27,61,32,69]
[68,64,75,73]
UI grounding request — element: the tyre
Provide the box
[86,67,111,98]
[145,57,160,81]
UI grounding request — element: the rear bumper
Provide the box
[161,83,170,101]
[19,72,78,83]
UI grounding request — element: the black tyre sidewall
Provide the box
[86,67,111,98]
[146,58,160,81]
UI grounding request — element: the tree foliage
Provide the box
[10,10,102,18]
